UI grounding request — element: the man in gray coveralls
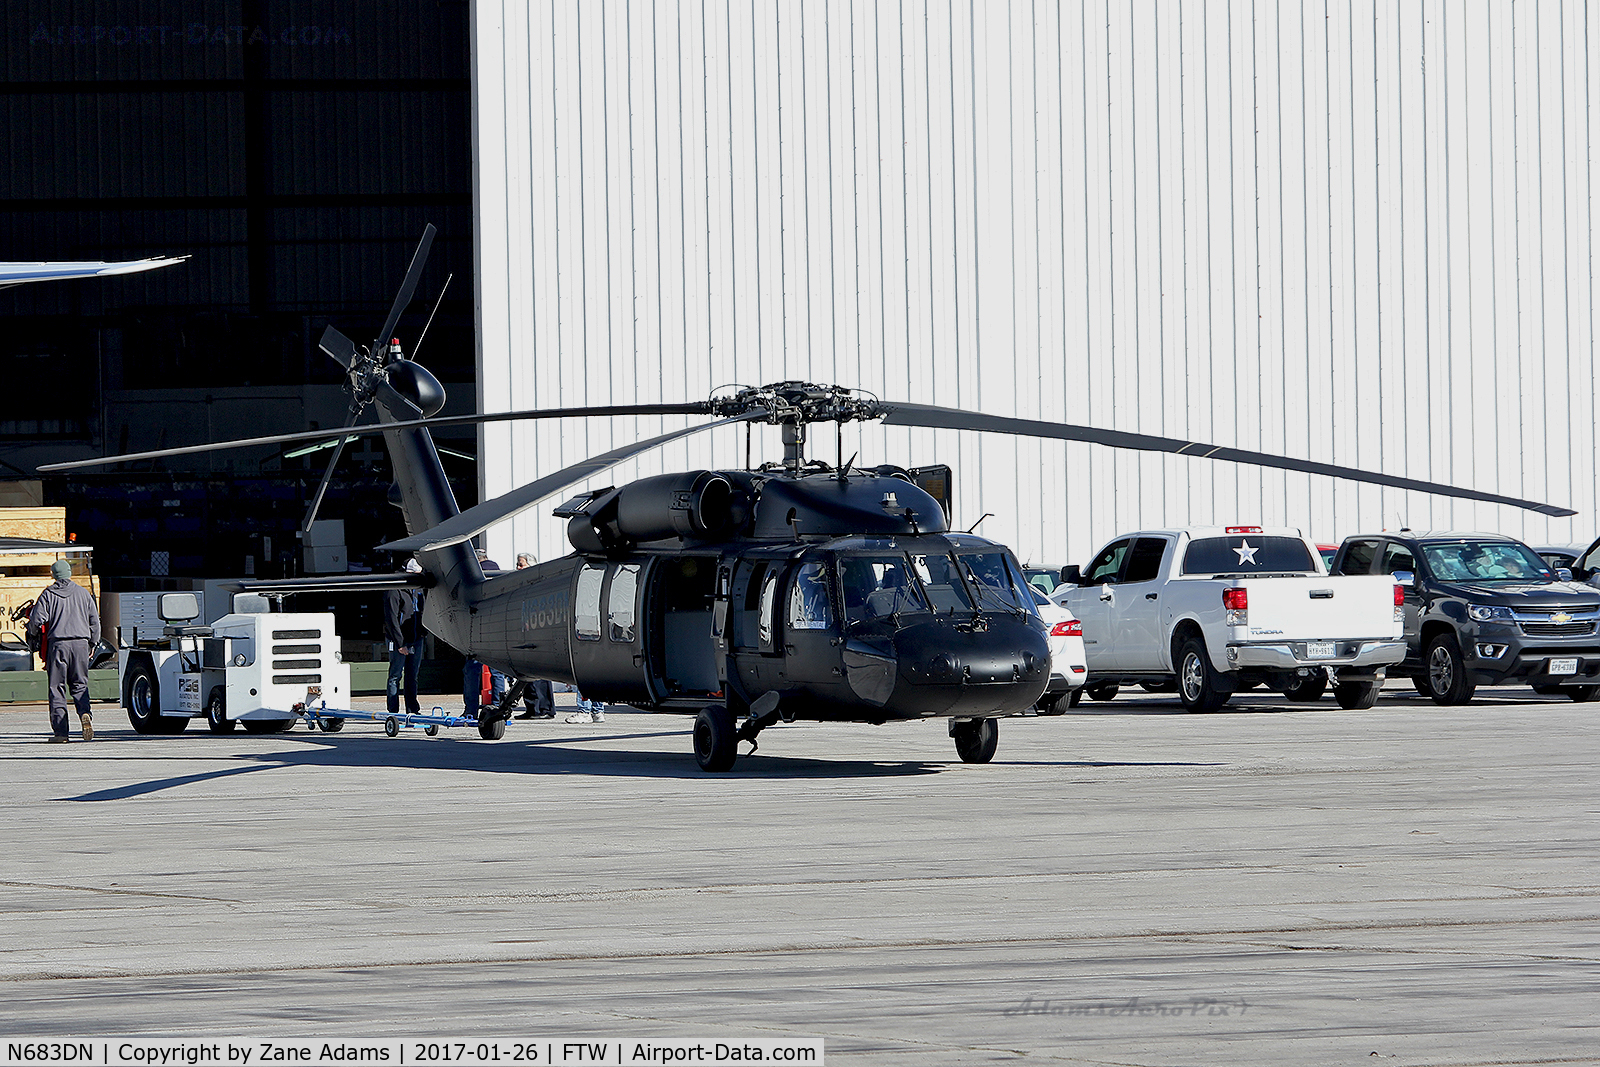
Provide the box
[26,560,102,742]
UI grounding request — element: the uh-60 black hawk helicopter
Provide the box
[45,226,1577,771]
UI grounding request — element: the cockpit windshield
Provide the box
[837,547,1036,624]
[954,550,1036,613]
[838,555,928,623]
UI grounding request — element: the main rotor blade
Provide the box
[36,402,716,472]
[880,402,1578,518]
[375,224,436,353]
[378,412,766,554]
[300,432,353,532]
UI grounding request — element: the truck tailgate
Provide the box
[1237,575,1396,641]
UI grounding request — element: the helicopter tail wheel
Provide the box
[478,715,506,740]
[950,718,999,763]
[693,704,738,772]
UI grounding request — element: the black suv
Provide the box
[1330,532,1600,704]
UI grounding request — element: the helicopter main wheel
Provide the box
[692,704,738,772]
[951,718,999,763]
[319,717,345,732]
[477,715,506,740]
[205,685,234,733]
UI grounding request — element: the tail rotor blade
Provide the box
[319,325,358,369]
[374,224,436,355]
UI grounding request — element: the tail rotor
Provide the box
[301,225,441,531]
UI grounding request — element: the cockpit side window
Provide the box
[788,562,834,630]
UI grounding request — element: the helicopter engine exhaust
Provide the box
[568,471,736,553]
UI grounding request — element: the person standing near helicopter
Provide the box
[26,560,101,742]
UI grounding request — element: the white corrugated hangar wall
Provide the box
[472,0,1598,570]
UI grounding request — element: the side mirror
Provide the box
[1060,565,1082,586]
[1391,570,1415,587]
[1557,567,1574,583]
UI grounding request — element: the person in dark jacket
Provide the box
[26,560,102,742]
[384,559,425,716]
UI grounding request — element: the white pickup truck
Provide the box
[1052,526,1405,711]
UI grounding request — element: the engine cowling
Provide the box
[567,471,737,553]
[385,359,446,416]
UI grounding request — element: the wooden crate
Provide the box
[0,506,67,543]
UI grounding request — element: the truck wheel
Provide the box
[1566,685,1599,702]
[1283,673,1328,702]
[1334,680,1382,710]
[951,718,999,763]
[1411,675,1432,698]
[1037,693,1071,715]
[1177,637,1230,713]
[1425,632,1476,705]
[205,686,234,734]
[1085,683,1120,701]
[1067,687,1084,707]
[125,661,162,734]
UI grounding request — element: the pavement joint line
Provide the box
[0,879,238,903]
[4,913,1598,984]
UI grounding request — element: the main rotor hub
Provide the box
[709,381,883,426]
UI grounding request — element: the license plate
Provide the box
[1307,642,1337,658]
[1549,657,1579,675]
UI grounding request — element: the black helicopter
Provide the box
[43,227,1577,771]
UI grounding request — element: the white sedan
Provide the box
[1031,587,1088,713]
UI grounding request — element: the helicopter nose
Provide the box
[895,616,1050,715]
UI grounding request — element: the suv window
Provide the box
[1379,543,1415,577]
[1122,538,1169,584]
[1084,539,1131,584]
[1181,536,1315,576]
[1338,539,1379,576]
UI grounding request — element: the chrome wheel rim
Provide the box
[1181,652,1204,701]
[130,676,154,720]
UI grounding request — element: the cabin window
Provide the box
[788,562,833,630]
[608,564,639,642]
[757,567,781,652]
[575,564,604,641]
